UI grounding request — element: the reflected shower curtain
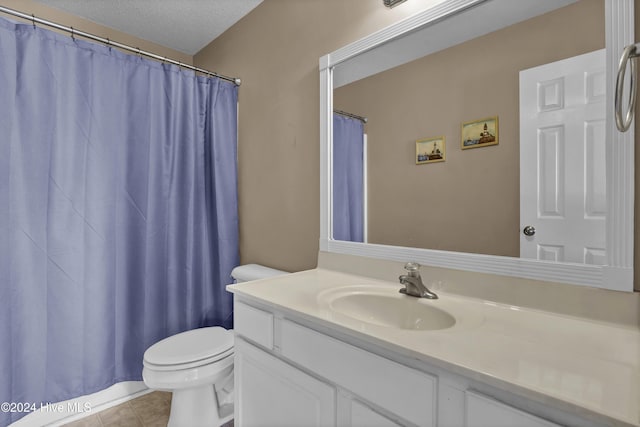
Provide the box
[333,114,364,242]
[0,16,238,425]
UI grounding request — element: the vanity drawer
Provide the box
[280,319,436,427]
[465,391,561,427]
[233,301,274,349]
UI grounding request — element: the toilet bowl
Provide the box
[142,264,287,427]
[143,327,234,427]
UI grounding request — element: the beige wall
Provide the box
[334,0,603,257]
[195,0,430,272]
[0,0,192,65]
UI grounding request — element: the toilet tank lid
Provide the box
[231,264,288,282]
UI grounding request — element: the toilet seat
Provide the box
[143,326,233,371]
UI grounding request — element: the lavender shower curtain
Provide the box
[333,113,364,242]
[0,16,238,425]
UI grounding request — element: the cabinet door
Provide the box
[235,338,336,427]
[466,391,561,427]
[337,396,403,427]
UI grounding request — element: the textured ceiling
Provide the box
[30,0,263,55]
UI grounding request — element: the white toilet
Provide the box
[142,264,287,427]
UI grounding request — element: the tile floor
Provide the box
[62,391,233,427]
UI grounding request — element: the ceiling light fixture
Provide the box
[383,0,408,8]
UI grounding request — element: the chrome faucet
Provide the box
[399,262,438,299]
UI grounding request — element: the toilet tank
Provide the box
[231,264,288,283]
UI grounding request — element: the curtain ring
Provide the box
[31,14,36,29]
[136,47,141,58]
[106,38,111,51]
[70,26,75,40]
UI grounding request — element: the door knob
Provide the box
[523,225,536,236]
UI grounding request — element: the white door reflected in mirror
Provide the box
[520,49,606,265]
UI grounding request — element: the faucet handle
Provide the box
[404,262,421,273]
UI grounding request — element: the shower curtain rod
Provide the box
[334,109,367,123]
[0,5,241,86]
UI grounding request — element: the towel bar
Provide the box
[615,43,640,132]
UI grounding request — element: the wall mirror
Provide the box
[319,0,635,291]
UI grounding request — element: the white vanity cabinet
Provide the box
[234,300,435,426]
[233,299,599,427]
[234,338,335,427]
[279,318,436,427]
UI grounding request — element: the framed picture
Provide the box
[416,136,445,164]
[461,116,498,149]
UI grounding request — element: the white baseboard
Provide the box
[9,381,149,427]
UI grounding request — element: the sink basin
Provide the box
[321,287,456,331]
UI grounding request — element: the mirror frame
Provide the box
[319,0,635,291]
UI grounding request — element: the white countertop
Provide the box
[227,268,640,427]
